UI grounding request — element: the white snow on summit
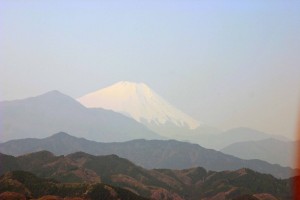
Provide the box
[77,81,200,129]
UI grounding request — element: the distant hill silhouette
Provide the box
[221,138,296,167]
[186,127,290,150]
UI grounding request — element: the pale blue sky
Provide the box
[1,0,299,138]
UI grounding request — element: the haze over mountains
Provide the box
[221,138,296,167]
[0,132,293,179]
[77,81,290,149]
[2,0,299,198]
[192,127,290,150]
[1,81,292,150]
[0,82,297,199]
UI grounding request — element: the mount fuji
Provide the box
[78,81,201,138]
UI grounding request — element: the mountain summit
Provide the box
[78,81,201,137]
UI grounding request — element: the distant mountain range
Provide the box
[1,87,290,151]
[0,132,294,179]
[0,90,161,142]
[0,83,296,199]
[221,138,297,167]
[78,81,201,138]
[187,127,290,150]
[77,81,291,149]
[0,151,293,200]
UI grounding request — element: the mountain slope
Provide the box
[78,81,201,137]
[0,171,149,200]
[0,133,293,179]
[0,90,161,142]
[221,138,296,167]
[0,151,293,200]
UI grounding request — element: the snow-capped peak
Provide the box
[77,81,200,130]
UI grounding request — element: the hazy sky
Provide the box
[1,0,299,138]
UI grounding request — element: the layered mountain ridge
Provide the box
[0,151,294,200]
[0,132,293,179]
[0,85,296,199]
